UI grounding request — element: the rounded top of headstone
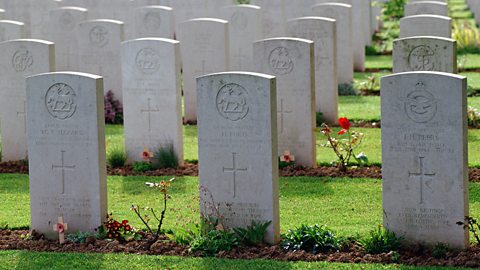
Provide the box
[57,6,88,12]
[122,37,179,45]
[408,1,447,6]
[222,4,261,10]
[382,71,466,80]
[80,19,124,25]
[312,3,353,8]
[254,37,314,45]
[136,5,173,11]
[287,16,336,23]
[0,20,24,26]
[0,39,54,46]
[400,14,451,21]
[394,35,455,42]
[183,18,228,24]
[197,71,275,80]
[27,71,103,81]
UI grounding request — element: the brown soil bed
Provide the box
[2,229,480,268]
[3,161,480,182]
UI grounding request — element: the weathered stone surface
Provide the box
[0,39,54,161]
[393,36,456,73]
[400,15,452,39]
[253,38,316,167]
[197,72,279,244]
[405,1,448,16]
[381,71,468,249]
[122,38,183,164]
[133,5,174,39]
[27,72,107,240]
[0,20,25,42]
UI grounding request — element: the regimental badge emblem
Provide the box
[12,47,33,72]
[216,83,249,121]
[408,45,435,71]
[135,47,160,74]
[89,25,109,48]
[45,83,77,120]
[268,47,294,75]
[404,81,437,123]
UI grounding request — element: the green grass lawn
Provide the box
[2,251,476,270]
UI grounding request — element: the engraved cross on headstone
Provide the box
[277,99,292,134]
[17,101,26,134]
[140,98,160,132]
[52,150,76,194]
[222,152,247,198]
[409,156,435,204]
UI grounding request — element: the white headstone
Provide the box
[0,20,26,42]
[404,1,448,16]
[251,0,286,38]
[49,7,88,71]
[0,8,5,19]
[381,72,468,249]
[197,71,279,244]
[78,19,124,102]
[135,0,172,6]
[122,38,183,164]
[27,72,107,240]
[178,18,229,123]
[30,0,59,39]
[393,36,456,73]
[134,6,174,39]
[0,39,55,161]
[221,4,261,71]
[400,15,452,39]
[254,38,317,167]
[287,17,338,124]
[312,3,353,84]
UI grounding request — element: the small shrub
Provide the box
[152,144,178,169]
[316,112,324,127]
[468,106,480,128]
[66,231,95,244]
[354,75,380,94]
[382,0,406,19]
[167,222,201,246]
[338,83,358,96]
[107,147,127,168]
[189,229,239,256]
[453,21,480,54]
[457,216,480,244]
[99,214,141,242]
[233,220,272,246]
[359,225,402,254]
[104,90,123,124]
[432,242,451,259]
[133,161,153,172]
[365,45,379,56]
[281,224,343,254]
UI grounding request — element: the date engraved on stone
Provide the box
[45,83,77,120]
[216,83,249,121]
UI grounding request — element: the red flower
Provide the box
[125,225,132,231]
[338,117,350,130]
[122,220,128,225]
[338,129,347,135]
[55,223,65,233]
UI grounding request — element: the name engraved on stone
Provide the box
[216,83,249,121]
[141,98,160,132]
[404,81,437,123]
[45,83,77,120]
[135,47,160,74]
[60,11,74,31]
[268,47,294,75]
[89,25,109,48]
[408,45,435,71]
[144,11,161,32]
[52,150,76,194]
[277,99,292,134]
[231,11,248,30]
[409,156,436,204]
[222,152,248,198]
[17,101,26,134]
[12,47,33,72]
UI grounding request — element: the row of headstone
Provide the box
[383,0,469,249]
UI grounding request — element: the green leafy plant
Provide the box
[281,224,343,254]
[457,216,480,244]
[432,242,451,259]
[100,213,142,242]
[382,0,406,19]
[66,231,96,244]
[452,21,480,54]
[468,106,480,128]
[189,229,239,256]
[321,117,368,172]
[152,143,178,169]
[358,225,403,254]
[131,178,174,246]
[354,75,380,94]
[338,83,358,96]
[133,161,153,172]
[316,112,324,127]
[167,222,202,246]
[107,146,127,168]
[233,220,272,246]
